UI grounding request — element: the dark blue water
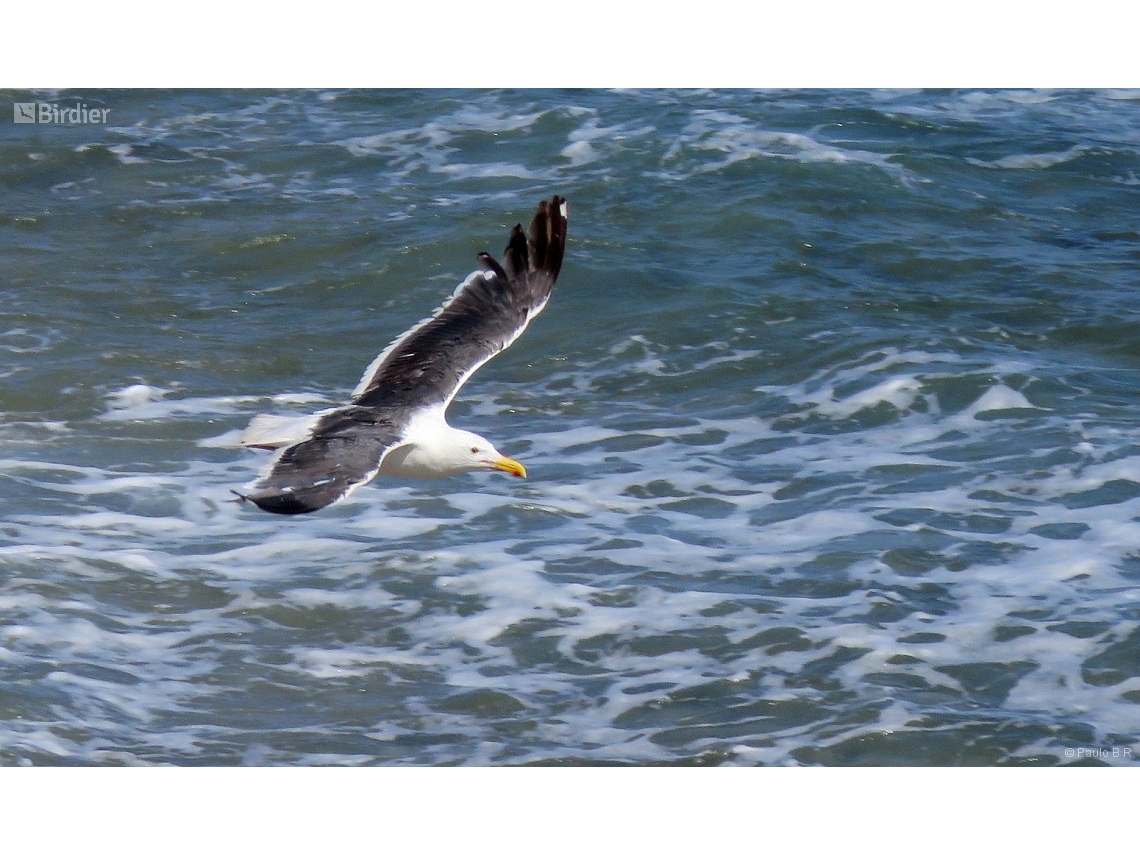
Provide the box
[2,89,1140,765]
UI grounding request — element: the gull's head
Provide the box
[450,429,526,478]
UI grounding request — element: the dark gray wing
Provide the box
[237,406,405,515]
[352,195,568,411]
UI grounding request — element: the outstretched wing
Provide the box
[351,195,568,411]
[237,406,405,515]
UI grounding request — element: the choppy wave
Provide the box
[659,109,909,180]
[5,330,1140,765]
[3,89,1140,765]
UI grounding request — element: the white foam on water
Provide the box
[8,363,1139,764]
[972,144,1089,170]
[963,384,1037,415]
[558,114,654,170]
[0,327,62,354]
[560,140,597,167]
[436,162,539,180]
[338,102,552,183]
[820,375,924,419]
[659,109,908,180]
[106,383,166,410]
[100,386,329,422]
[108,143,146,165]
[124,333,1126,760]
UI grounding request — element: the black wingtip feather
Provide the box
[527,195,567,282]
[494,229,527,280]
[233,487,318,515]
[495,196,566,284]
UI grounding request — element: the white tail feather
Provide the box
[240,412,323,449]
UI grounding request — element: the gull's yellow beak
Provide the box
[491,455,527,478]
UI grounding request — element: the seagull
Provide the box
[234,195,568,515]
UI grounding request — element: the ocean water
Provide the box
[2,89,1140,766]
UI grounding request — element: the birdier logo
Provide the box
[13,102,110,124]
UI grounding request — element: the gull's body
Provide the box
[236,195,568,515]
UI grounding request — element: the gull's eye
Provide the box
[470,446,479,454]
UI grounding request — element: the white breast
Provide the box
[375,405,468,479]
